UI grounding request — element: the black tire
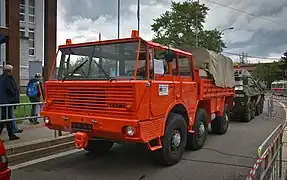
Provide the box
[251,101,256,119]
[211,104,229,135]
[241,102,252,122]
[255,100,261,116]
[84,140,114,155]
[153,113,187,166]
[186,109,208,151]
[260,98,264,114]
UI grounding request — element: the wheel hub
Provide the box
[224,113,229,125]
[171,130,181,150]
[198,123,205,138]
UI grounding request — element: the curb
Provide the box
[7,134,75,166]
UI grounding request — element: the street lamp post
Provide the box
[219,27,234,53]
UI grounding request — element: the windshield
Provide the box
[54,40,147,80]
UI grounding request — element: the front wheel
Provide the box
[153,113,187,166]
[84,139,114,155]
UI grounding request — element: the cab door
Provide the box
[177,54,197,111]
[150,48,175,117]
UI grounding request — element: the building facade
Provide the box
[0,0,44,86]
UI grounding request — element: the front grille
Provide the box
[46,83,135,117]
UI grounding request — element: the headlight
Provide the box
[44,117,51,124]
[235,86,243,90]
[124,126,135,136]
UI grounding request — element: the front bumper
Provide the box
[232,97,248,114]
[0,168,11,180]
[41,111,164,143]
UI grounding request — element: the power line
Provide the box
[222,51,282,61]
[205,0,287,27]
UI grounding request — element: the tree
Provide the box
[252,62,282,88]
[151,1,226,52]
[279,51,287,79]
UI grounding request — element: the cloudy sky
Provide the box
[57,0,287,63]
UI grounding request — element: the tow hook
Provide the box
[75,132,89,149]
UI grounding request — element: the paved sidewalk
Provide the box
[0,120,71,147]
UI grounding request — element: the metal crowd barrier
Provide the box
[246,95,287,180]
[0,102,62,137]
[0,102,45,122]
[246,124,284,180]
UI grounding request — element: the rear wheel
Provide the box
[251,101,256,119]
[260,98,264,114]
[211,104,229,135]
[84,139,114,155]
[255,100,261,116]
[241,102,252,122]
[186,109,208,150]
[153,113,187,166]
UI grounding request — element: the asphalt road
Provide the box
[11,102,287,180]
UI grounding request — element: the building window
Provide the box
[29,49,35,56]
[20,14,25,22]
[29,0,35,6]
[20,5,25,13]
[20,27,25,37]
[28,0,35,23]
[28,28,35,56]
[20,0,25,22]
[28,7,35,15]
[28,16,35,23]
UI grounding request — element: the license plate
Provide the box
[71,122,93,132]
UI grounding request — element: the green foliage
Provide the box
[279,52,287,79]
[151,0,226,52]
[252,62,282,88]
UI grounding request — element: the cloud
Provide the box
[57,0,287,62]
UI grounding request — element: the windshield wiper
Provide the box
[62,58,89,81]
[92,58,114,81]
[89,46,113,81]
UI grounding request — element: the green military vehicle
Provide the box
[232,68,266,122]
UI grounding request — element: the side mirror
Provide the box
[164,49,176,63]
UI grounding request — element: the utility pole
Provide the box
[137,0,140,35]
[195,0,199,47]
[245,53,248,63]
[117,0,120,39]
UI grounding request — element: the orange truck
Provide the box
[41,30,235,166]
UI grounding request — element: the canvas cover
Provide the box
[180,47,235,88]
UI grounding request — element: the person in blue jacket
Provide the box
[0,64,20,140]
[27,73,44,125]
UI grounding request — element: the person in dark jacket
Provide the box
[0,64,20,140]
[27,73,44,125]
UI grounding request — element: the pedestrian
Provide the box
[0,64,20,141]
[26,73,44,125]
[11,108,23,133]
